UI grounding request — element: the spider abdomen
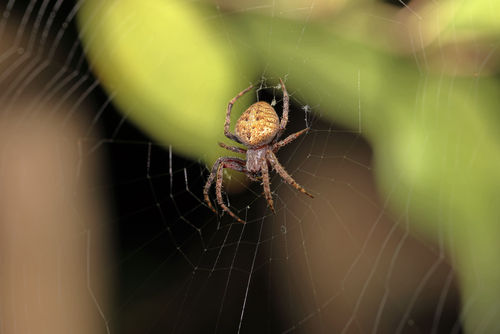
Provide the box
[235,101,279,147]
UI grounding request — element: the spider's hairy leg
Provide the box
[204,158,225,213]
[273,128,309,152]
[214,160,246,223]
[218,142,246,154]
[203,157,246,217]
[224,83,254,143]
[261,156,275,213]
[275,78,289,140]
[266,151,314,198]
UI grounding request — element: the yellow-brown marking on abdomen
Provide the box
[235,102,279,147]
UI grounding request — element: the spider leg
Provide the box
[214,161,247,224]
[218,142,247,154]
[203,157,246,217]
[266,151,314,198]
[274,78,289,141]
[260,157,275,213]
[272,128,309,152]
[224,84,254,144]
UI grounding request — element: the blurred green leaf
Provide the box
[78,0,257,165]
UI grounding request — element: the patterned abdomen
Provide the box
[235,102,279,147]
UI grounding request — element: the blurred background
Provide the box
[1,0,499,333]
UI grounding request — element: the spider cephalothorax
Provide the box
[204,79,313,223]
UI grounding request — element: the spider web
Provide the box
[3,0,496,333]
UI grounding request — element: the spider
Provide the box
[203,79,313,223]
